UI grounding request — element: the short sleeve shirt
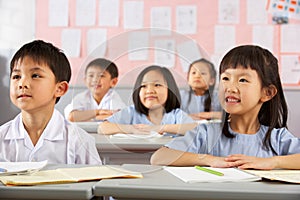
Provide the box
[0,109,102,164]
[165,123,300,157]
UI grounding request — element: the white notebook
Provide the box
[164,166,261,183]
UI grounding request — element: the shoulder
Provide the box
[0,120,14,139]
[0,114,21,140]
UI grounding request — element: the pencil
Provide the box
[194,166,224,176]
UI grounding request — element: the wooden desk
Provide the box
[91,134,172,165]
[93,164,300,200]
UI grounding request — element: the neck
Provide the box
[229,115,260,134]
[192,88,207,96]
[147,106,164,125]
[21,108,54,146]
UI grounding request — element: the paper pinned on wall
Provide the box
[61,29,81,58]
[99,0,119,27]
[177,40,202,72]
[150,7,172,36]
[123,1,144,29]
[87,28,107,57]
[246,0,268,24]
[75,0,96,26]
[252,25,274,52]
[154,39,175,68]
[48,0,68,27]
[281,24,300,53]
[176,5,197,34]
[280,55,300,84]
[218,0,240,24]
[128,31,149,61]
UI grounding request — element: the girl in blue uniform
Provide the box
[180,58,222,120]
[98,65,196,136]
[151,45,300,169]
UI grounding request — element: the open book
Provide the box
[0,166,142,186]
[0,161,47,176]
[245,169,300,184]
[164,166,261,183]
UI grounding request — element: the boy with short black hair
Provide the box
[0,40,101,164]
[65,58,126,122]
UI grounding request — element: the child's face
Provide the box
[84,66,117,96]
[188,62,214,91]
[139,70,168,110]
[218,66,266,117]
[10,56,63,112]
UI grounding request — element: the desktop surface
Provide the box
[91,134,172,165]
[0,164,97,200]
[93,164,300,200]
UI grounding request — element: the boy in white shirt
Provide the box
[0,40,102,164]
[65,58,126,122]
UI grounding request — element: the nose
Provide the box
[145,84,155,93]
[18,77,29,89]
[225,81,238,93]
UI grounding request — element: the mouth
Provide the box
[145,96,157,100]
[225,96,241,103]
[17,94,32,99]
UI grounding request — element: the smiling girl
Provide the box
[98,65,196,136]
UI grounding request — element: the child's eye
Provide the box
[11,74,21,80]
[32,74,41,78]
[221,76,229,81]
[140,84,146,88]
[239,78,248,83]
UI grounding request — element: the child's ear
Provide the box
[209,78,215,86]
[110,77,118,87]
[55,81,69,98]
[261,84,277,102]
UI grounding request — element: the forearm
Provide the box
[151,146,210,166]
[161,123,197,135]
[68,110,97,122]
[274,154,300,169]
[98,121,132,135]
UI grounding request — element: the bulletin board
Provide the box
[35,0,300,88]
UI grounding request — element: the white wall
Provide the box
[0,0,35,125]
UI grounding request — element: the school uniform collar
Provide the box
[5,109,64,141]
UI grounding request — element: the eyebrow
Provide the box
[222,71,253,77]
[12,67,46,73]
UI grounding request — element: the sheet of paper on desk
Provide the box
[245,169,300,184]
[111,131,163,139]
[164,166,261,183]
[0,160,47,176]
[0,165,143,186]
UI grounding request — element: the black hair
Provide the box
[10,40,71,104]
[132,65,181,115]
[219,45,288,153]
[85,58,118,79]
[187,58,217,112]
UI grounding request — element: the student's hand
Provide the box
[123,124,151,135]
[203,155,234,168]
[95,109,120,120]
[133,124,164,134]
[225,154,277,170]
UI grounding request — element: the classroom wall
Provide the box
[0,0,300,138]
